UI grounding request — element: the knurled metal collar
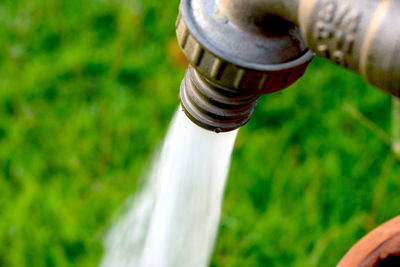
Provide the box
[176,0,314,95]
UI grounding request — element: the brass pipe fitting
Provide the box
[177,0,400,132]
[218,0,400,96]
[176,0,313,132]
[299,0,400,96]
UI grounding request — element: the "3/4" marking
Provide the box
[314,0,361,67]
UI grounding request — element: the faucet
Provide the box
[176,0,400,132]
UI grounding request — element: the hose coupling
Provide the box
[176,0,313,132]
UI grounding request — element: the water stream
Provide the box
[100,106,238,267]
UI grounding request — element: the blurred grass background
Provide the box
[0,0,399,266]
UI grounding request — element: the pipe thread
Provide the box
[180,66,260,132]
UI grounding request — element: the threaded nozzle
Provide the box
[180,67,260,132]
[176,0,312,132]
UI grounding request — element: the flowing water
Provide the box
[100,107,238,267]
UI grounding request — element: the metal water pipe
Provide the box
[176,0,400,132]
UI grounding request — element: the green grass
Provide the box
[0,0,399,266]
